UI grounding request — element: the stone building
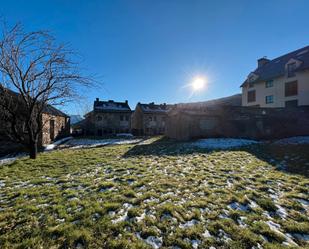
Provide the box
[82,99,132,136]
[241,45,309,107]
[0,89,70,154]
[165,94,309,141]
[40,105,70,145]
[131,102,172,135]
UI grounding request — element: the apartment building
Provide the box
[241,46,309,107]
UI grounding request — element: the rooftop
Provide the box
[241,45,309,86]
[93,98,131,112]
[138,102,173,114]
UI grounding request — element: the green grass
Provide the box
[0,137,308,248]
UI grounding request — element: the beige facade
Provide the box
[242,70,309,107]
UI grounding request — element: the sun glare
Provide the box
[192,77,206,91]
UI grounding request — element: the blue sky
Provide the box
[1,0,309,115]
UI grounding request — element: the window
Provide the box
[125,115,129,121]
[153,116,157,121]
[97,115,102,121]
[265,80,273,88]
[149,116,152,121]
[287,62,296,77]
[247,90,256,103]
[285,100,298,108]
[285,81,298,97]
[120,115,124,121]
[265,95,274,104]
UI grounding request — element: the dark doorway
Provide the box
[50,120,55,141]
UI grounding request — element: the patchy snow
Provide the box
[111,203,133,224]
[202,229,212,238]
[227,202,250,212]
[179,219,199,228]
[248,200,258,209]
[0,153,27,165]
[273,136,309,145]
[136,233,163,249]
[294,198,309,207]
[275,204,288,219]
[116,133,133,137]
[266,221,298,246]
[44,136,73,151]
[62,138,142,149]
[292,233,309,241]
[192,138,259,149]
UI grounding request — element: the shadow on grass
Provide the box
[123,137,309,178]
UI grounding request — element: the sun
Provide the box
[191,77,206,91]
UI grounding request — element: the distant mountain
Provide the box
[70,115,83,125]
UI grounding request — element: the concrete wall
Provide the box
[242,70,309,107]
[166,106,309,141]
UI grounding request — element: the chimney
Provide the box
[125,100,128,104]
[108,100,114,103]
[258,57,270,68]
[95,98,99,102]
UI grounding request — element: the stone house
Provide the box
[131,102,172,135]
[82,99,132,136]
[241,45,309,108]
[40,105,70,145]
[0,89,70,154]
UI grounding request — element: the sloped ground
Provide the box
[0,137,308,249]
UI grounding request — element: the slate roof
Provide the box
[241,45,309,86]
[138,102,172,114]
[174,94,242,110]
[93,99,132,113]
[43,105,69,117]
[1,87,69,117]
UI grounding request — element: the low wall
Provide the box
[165,106,309,141]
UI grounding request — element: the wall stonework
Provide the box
[41,113,70,146]
[131,105,167,135]
[93,112,131,135]
[166,106,309,141]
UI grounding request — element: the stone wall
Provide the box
[93,112,131,135]
[41,113,70,145]
[166,106,309,141]
[131,105,168,135]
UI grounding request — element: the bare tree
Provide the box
[0,23,92,159]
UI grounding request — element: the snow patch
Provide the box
[202,229,212,238]
[112,203,133,223]
[192,138,258,149]
[227,202,250,212]
[0,153,27,165]
[266,221,298,246]
[44,136,73,151]
[274,136,309,145]
[62,138,142,149]
[292,233,309,241]
[136,233,163,249]
[179,219,199,229]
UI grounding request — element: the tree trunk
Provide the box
[29,139,38,159]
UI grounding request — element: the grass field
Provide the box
[0,137,308,249]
